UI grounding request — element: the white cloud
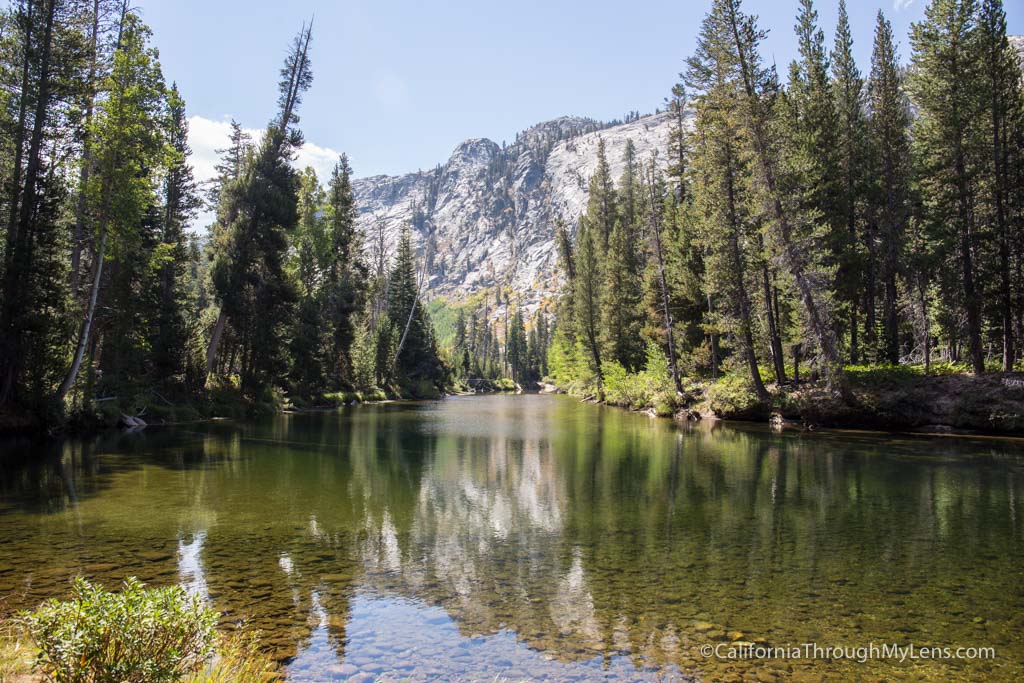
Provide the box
[893,0,914,11]
[293,139,343,181]
[186,114,342,230]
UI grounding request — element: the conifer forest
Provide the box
[0,0,1023,431]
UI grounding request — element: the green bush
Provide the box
[602,344,678,414]
[492,377,518,392]
[22,577,217,683]
[706,373,766,418]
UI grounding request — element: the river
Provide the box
[1,394,1022,681]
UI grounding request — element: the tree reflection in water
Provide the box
[1,395,1022,681]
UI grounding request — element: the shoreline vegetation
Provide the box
[546,364,1024,436]
[0,377,522,437]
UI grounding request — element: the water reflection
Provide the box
[1,396,1023,681]
[177,531,208,600]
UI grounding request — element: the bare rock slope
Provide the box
[352,112,675,314]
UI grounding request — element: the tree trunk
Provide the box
[708,294,719,379]
[56,228,107,403]
[722,141,768,401]
[762,263,786,384]
[646,167,683,394]
[1,0,57,406]
[205,310,227,376]
[991,68,1014,371]
[883,270,899,364]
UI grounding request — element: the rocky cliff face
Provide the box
[352,112,677,315]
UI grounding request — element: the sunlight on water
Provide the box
[2,395,1023,681]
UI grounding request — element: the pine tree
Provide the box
[288,167,328,397]
[506,306,528,384]
[978,0,1022,370]
[203,120,251,375]
[785,0,843,277]
[600,218,645,372]
[617,139,640,231]
[908,0,986,373]
[686,26,769,400]
[716,0,845,389]
[324,155,366,385]
[585,138,616,248]
[665,81,689,201]
[0,0,76,407]
[56,12,170,402]
[151,83,201,386]
[642,162,686,393]
[831,0,868,363]
[387,226,445,393]
[867,11,912,364]
[209,23,312,396]
[573,218,604,396]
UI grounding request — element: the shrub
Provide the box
[602,344,679,413]
[706,373,766,419]
[492,377,518,392]
[22,577,217,683]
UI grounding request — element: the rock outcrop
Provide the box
[352,111,678,316]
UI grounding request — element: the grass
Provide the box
[184,630,278,683]
[0,622,36,681]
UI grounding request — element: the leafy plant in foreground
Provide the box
[22,577,217,682]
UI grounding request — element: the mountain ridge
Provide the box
[352,110,676,316]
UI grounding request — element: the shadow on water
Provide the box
[1,395,1023,681]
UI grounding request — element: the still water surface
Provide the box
[1,395,1023,681]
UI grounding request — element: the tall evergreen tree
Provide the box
[867,12,912,364]
[151,83,201,385]
[718,0,845,389]
[324,155,366,385]
[978,0,1022,370]
[784,0,843,291]
[208,23,312,396]
[584,138,616,248]
[686,26,769,400]
[831,0,868,363]
[908,0,986,373]
[56,12,169,402]
[387,226,445,392]
[600,217,645,372]
[0,0,76,407]
[573,219,604,396]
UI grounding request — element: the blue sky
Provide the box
[135,0,1021,185]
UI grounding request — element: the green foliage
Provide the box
[386,227,447,394]
[21,578,217,683]
[602,344,679,415]
[706,373,767,418]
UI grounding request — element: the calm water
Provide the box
[1,395,1023,681]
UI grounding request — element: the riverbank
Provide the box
[0,376,528,438]
[0,385,394,437]
[552,368,1024,436]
